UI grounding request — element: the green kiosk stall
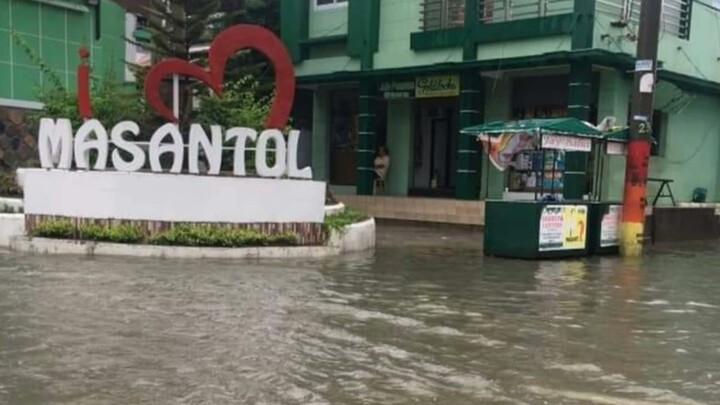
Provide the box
[463,118,627,259]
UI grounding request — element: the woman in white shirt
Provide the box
[374,146,390,193]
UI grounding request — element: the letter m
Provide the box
[38,118,73,169]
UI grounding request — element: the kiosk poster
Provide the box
[539,205,588,251]
[600,205,622,247]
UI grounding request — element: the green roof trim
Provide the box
[296,49,720,97]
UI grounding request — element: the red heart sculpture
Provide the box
[144,24,296,129]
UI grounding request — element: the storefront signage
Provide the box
[379,81,415,99]
[600,205,622,247]
[416,75,460,98]
[38,24,312,180]
[606,142,626,155]
[541,134,592,152]
[538,205,588,252]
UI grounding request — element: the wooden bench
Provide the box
[647,178,676,207]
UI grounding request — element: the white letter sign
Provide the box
[256,129,287,178]
[38,118,73,169]
[149,123,184,173]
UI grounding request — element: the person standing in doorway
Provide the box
[374,146,390,194]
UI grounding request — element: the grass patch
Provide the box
[324,208,367,233]
[30,220,299,248]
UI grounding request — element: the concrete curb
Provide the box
[0,214,24,247]
[6,218,376,259]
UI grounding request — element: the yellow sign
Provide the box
[562,206,587,250]
[415,75,460,98]
[539,205,587,251]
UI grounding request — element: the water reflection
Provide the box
[0,226,719,404]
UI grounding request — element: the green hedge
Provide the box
[30,219,299,247]
[148,224,298,247]
[0,204,22,214]
[323,208,367,233]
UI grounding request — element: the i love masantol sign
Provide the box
[39,24,309,179]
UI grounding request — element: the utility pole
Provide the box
[620,0,662,257]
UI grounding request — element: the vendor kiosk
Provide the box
[463,118,626,259]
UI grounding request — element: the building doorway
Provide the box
[411,99,458,197]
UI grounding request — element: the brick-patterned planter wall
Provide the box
[25,215,326,246]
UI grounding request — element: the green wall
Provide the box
[476,36,571,61]
[481,75,510,200]
[598,70,720,203]
[385,99,412,196]
[0,0,126,103]
[311,87,329,181]
[593,4,720,84]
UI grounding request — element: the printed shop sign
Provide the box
[539,205,588,252]
[541,134,592,152]
[600,205,622,247]
[415,75,460,98]
[379,81,415,99]
[606,142,626,155]
[38,24,311,180]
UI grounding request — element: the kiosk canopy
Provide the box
[461,118,604,138]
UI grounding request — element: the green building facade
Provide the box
[0,0,127,181]
[282,0,720,204]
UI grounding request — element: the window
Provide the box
[314,0,348,10]
[596,0,691,39]
[422,0,465,31]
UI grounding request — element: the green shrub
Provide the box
[79,223,143,244]
[31,218,74,239]
[148,224,299,247]
[0,172,22,197]
[30,220,299,248]
[324,208,367,233]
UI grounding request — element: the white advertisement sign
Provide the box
[600,205,622,247]
[541,134,592,152]
[606,142,626,155]
[539,205,588,252]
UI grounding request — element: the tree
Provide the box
[128,0,222,128]
[217,0,281,93]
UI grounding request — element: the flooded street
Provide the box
[1,225,720,404]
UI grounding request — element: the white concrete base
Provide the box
[8,218,376,259]
[0,214,25,248]
[328,218,376,253]
[324,203,346,216]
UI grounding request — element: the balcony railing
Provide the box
[478,0,573,23]
[420,0,466,31]
[596,0,691,39]
[420,0,574,31]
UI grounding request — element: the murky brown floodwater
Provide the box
[1,225,720,404]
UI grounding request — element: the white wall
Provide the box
[20,169,326,223]
[0,214,24,248]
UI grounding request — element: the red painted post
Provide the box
[77,47,92,119]
[620,0,662,257]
